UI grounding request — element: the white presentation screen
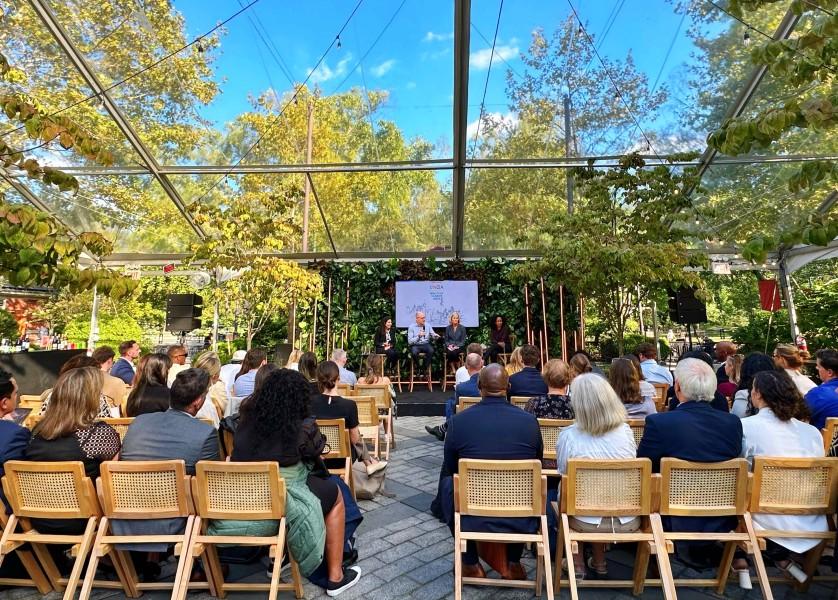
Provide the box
[395,281,479,328]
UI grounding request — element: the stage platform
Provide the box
[394,386,449,417]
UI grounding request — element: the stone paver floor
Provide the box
[2,416,835,599]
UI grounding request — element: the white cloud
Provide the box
[466,111,519,139]
[469,44,518,70]
[370,59,396,77]
[423,31,454,42]
[307,53,353,84]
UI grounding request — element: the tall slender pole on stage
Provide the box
[559,284,567,360]
[325,277,333,355]
[86,284,100,354]
[652,301,660,362]
[524,284,533,345]
[579,295,586,350]
[290,299,297,351]
[311,298,318,352]
[342,281,350,348]
[539,277,549,361]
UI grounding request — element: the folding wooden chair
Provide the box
[822,417,838,456]
[409,351,433,392]
[749,457,838,591]
[350,395,381,458]
[317,418,354,497]
[456,396,481,413]
[81,460,196,599]
[336,382,353,397]
[354,383,396,458]
[0,460,116,600]
[453,459,553,600]
[651,383,669,412]
[510,396,532,410]
[187,461,303,600]
[497,335,517,365]
[101,417,134,441]
[653,458,773,599]
[537,419,573,478]
[18,395,42,411]
[627,419,645,446]
[555,458,675,599]
[0,511,52,594]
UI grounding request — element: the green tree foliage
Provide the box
[64,311,145,351]
[0,308,19,340]
[513,154,706,354]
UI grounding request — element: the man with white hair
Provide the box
[637,357,743,568]
[331,348,357,386]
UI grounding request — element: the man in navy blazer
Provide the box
[110,339,140,385]
[637,358,743,567]
[0,370,30,514]
[441,363,543,580]
[426,352,483,441]
[508,344,547,397]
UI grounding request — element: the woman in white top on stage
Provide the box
[733,369,826,582]
[556,373,637,579]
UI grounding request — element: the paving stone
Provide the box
[364,574,423,599]
[407,571,455,599]
[377,540,422,564]
[414,538,453,562]
[374,555,426,582]
[408,555,455,584]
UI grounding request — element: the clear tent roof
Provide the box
[0,0,834,262]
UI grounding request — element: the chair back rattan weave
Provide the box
[350,396,378,428]
[750,457,838,515]
[626,419,645,446]
[2,460,100,519]
[316,419,351,459]
[457,397,481,412]
[98,460,190,519]
[538,419,574,461]
[101,417,134,441]
[353,384,391,411]
[659,458,748,517]
[565,458,652,517]
[194,461,285,520]
[457,459,544,518]
[510,396,531,410]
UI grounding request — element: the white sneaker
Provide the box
[366,461,387,475]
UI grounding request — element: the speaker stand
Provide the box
[686,323,693,351]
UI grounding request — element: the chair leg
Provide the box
[30,541,65,592]
[290,558,304,599]
[649,513,677,600]
[62,516,97,600]
[797,540,827,592]
[80,516,108,600]
[632,537,652,596]
[560,514,579,600]
[111,549,141,598]
[170,515,196,600]
[541,516,554,600]
[743,513,774,600]
[409,360,415,393]
[15,547,53,594]
[453,519,463,600]
[553,504,563,594]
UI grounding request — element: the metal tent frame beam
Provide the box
[451,0,471,258]
[28,0,205,240]
[0,167,79,236]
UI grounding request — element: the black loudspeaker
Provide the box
[668,288,707,324]
[166,294,202,332]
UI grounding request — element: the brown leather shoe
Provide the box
[503,562,527,580]
[462,562,487,578]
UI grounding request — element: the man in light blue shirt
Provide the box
[332,348,357,386]
[636,342,673,385]
[408,311,440,364]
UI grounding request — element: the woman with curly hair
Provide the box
[732,369,822,583]
[231,369,361,596]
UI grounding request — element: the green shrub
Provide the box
[731,310,793,354]
[64,313,145,351]
[598,334,670,362]
[0,309,19,341]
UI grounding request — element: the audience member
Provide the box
[805,348,838,430]
[286,349,303,370]
[773,344,816,395]
[360,354,395,397]
[219,349,246,392]
[557,374,637,578]
[569,351,604,377]
[331,349,357,386]
[125,353,172,417]
[620,354,656,404]
[232,348,268,397]
[484,315,511,364]
[166,344,189,386]
[192,351,229,424]
[504,347,524,376]
[0,369,29,513]
[373,317,399,372]
[455,343,483,385]
[714,341,737,383]
[637,358,743,568]
[311,361,385,475]
[441,364,542,580]
[667,351,730,413]
[525,359,574,420]
[111,339,141,385]
[299,351,320,395]
[443,312,467,371]
[39,354,113,417]
[636,342,672,385]
[509,344,548,397]
[717,353,743,399]
[734,370,822,580]
[92,345,130,408]
[230,369,361,595]
[407,311,439,365]
[732,353,776,418]
[610,357,656,418]
[425,353,483,441]
[121,368,219,472]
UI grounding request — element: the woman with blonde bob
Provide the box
[193,351,229,424]
[504,347,524,376]
[556,373,638,579]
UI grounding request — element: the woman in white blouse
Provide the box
[733,369,825,583]
[773,344,816,395]
[556,373,637,579]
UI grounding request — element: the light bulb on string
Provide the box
[743,31,751,47]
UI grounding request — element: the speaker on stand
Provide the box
[667,288,707,351]
[166,294,203,341]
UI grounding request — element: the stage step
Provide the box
[394,388,448,417]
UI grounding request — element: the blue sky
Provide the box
[173,0,705,157]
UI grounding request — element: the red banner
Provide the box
[758,279,782,312]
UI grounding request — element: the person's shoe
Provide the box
[326,566,362,596]
[462,562,486,578]
[366,460,387,475]
[425,425,445,441]
[504,562,527,580]
[342,547,359,569]
[266,554,291,578]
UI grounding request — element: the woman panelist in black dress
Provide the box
[484,315,511,364]
[373,317,399,371]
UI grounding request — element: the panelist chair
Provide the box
[497,334,517,365]
[443,352,464,392]
[409,351,433,392]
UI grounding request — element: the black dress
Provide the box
[126,384,171,417]
[485,325,511,363]
[310,393,360,464]
[374,329,400,370]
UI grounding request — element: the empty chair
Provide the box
[354,382,396,458]
[456,396,481,413]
